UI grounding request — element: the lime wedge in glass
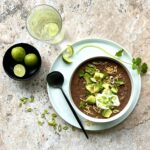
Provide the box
[11,47,26,62]
[13,64,26,77]
[62,45,74,64]
[42,23,59,37]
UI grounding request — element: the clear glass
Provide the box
[26,4,64,44]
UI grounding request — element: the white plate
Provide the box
[47,38,141,131]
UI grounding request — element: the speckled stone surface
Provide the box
[0,0,150,150]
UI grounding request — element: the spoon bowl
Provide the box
[47,71,64,88]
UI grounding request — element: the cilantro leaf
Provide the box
[115,49,124,57]
[85,66,96,75]
[132,57,148,74]
[79,101,87,109]
[132,57,141,65]
[141,63,148,74]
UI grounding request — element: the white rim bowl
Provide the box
[69,56,134,123]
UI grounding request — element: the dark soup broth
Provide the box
[71,58,131,119]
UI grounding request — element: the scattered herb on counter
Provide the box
[63,125,69,130]
[26,108,32,112]
[58,124,62,132]
[41,109,49,118]
[51,113,57,118]
[19,102,22,108]
[71,126,76,131]
[20,97,28,104]
[28,96,35,103]
[43,109,49,114]
[37,120,44,126]
[19,96,35,106]
[115,49,124,57]
[48,121,57,128]
[41,113,45,118]
[18,96,76,133]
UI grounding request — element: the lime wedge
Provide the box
[65,45,74,57]
[62,45,74,64]
[13,64,26,77]
[62,55,72,64]
[43,23,59,37]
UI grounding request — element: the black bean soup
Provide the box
[71,58,131,119]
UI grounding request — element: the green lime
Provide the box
[24,53,38,67]
[11,47,26,62]
[62,56,72,64]
[13,64,26,77]
[62,45,74,64]
[43,23,59,37]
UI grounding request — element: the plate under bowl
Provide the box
[47,38,141,131]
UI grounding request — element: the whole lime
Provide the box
[24,53,38,67]
[11,47,26,62]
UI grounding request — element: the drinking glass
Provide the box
[26,4,64,44]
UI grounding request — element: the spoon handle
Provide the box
[60,88,89,139]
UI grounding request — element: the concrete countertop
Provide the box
[0,0,150,149]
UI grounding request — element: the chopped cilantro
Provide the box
[79,70,84,77]
[115,79,124,86]
[115,49,124,57]
[79,100,87,109]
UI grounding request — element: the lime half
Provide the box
[13,64,26,77]
[62,45,74,64]
[43,23,59,37]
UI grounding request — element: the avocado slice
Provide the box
[94,72,105,81]
[111,86,118,94]
[102,89,112,95]
[86,84,95,93]
[102,83,110,89]
[86,83,103,94]
[90,77,97,83]
[84,73,92,84]
[102,109,112,118]
[86,95,96,104]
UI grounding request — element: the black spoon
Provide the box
[47,71,89,139]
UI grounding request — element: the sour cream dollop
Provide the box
[96,93,120,110]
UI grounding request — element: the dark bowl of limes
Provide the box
[3,43,42,80]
